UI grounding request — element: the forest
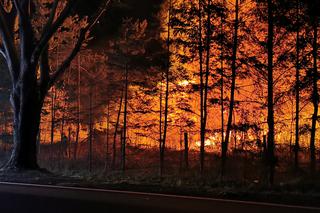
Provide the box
[0,0,319,191]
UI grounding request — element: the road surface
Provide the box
[0,182,319,213]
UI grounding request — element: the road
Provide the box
[0,182,319,213]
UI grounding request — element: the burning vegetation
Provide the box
[0,0,319,190]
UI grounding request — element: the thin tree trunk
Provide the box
[294,0,300,170]
[267,0,275,185]
[202,0,211,174]
[60,98,66,159]
[122,62,129,172]
[220,0,225,160]
[198,0,205,174]
[179,129,183,170]
[222,0,239,177]
[3,113,7,135]
[37,124,41,156]
[104,102,110,171]
[52,36,59,153]
[159,76,163,174]
[74,55,81,160]
[50,88,57,146]
[68,127,71,159]
[112,90,124,169]
[310,0,318,174]
[184,132,189,169]
[88,86,93,173]
[60,116,65,160]
[160,0,171,177]
[290,97,294,159]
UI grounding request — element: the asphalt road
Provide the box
[0,182,319,213]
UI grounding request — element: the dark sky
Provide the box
[77,0,164,47]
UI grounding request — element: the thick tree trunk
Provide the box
[222,0,239,177]
[6,67,42,170]
[0,0,109,172]
[267,0,275,185]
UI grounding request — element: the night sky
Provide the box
[77,0,164,46]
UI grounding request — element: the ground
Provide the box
[1,144,320,207]
[1,168,320,208]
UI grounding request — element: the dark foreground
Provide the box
[0,182,319,213]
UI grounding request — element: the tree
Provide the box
[0,0,110,170]
[222,0,240,177]
[309,0,319,173]
[294,0,301,169]
[160,0,172,176]
[249,0,294,184]
[266,0,276,185]
[0,57,12,141]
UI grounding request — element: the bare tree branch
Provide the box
[48,29,86,89]
[32,0,76,64]
[0,44,6,59]
[0,4,19,82]
[47,0,112,90]
[39,45,51,101]
[42,0,59,35]
[13,0,35,67]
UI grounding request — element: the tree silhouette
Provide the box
[0,0,110,170]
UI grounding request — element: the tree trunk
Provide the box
[60,98,66,159]
[160,0,171,177]
[112,90,124,169]
[294,0,300,170]
[104,102,110,171]
[74,55,81,160]
[179,130,183,170]
[220,0,225,164]
[122,62,128,172]
[88,86,93,173]
[310,0,318,174]
[67,127,71,159]
[267,0,275,185]
[0,0,109,172]
[6,65,42,170]
[50,88,57,146]
[222,0,239,177]
[37,125,41,156]
[198,0,205,174]
[159,75,163,174]
[184,132,189,169]
[202,0,211,174]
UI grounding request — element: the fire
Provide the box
[195,135,218,149]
